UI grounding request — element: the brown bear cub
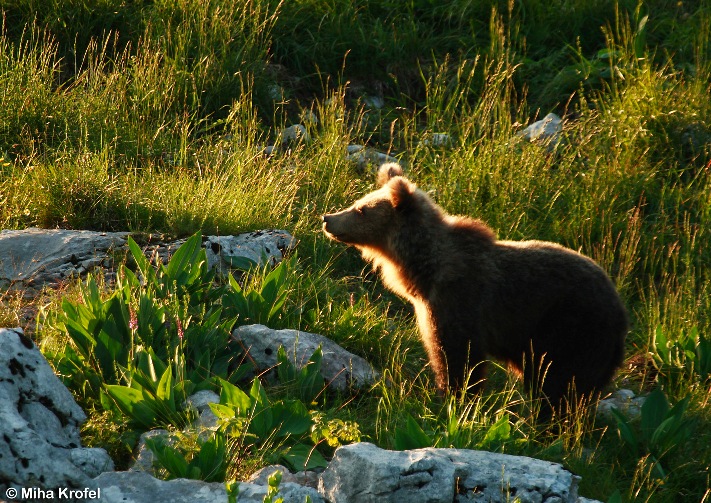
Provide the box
[323,163,627,411]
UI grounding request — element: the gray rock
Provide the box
[362,94,385,110]
[129,429,171,475]
[239,481,325,503]
[92,471,227,503]
[248,464,320,490]
[185,390,221,429]
[597,389,647,421]
[421,133,453,147]
[0,328,114,491]
[204,230,297,272]
[300,109,319,126]
[185,390,220,413]
[278,124,310,145]
[0,228,127,291]
[69,448,115,479]
[518,113,563,149]
[248,464,299,485]
[0,228,297,294]
[319,442,582,503]
[231,324,378,391]
[346,145,399,171]
[91,471,324,503]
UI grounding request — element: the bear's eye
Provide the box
[356,206,367,216]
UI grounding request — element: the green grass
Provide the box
[1,0,711,501]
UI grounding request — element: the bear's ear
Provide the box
[388,177,416,209]
[377,163,405,186]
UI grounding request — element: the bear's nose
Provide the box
[322,214,331,224]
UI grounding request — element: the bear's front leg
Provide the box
[444,342,487,396]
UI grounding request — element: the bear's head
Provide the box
[322,163,417,249]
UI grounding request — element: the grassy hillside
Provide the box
[1,1,710,501]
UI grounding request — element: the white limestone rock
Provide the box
[91,471,324,503]
[0,328,113,492]
[597,389,647,421]
[345,145,399,171]
[204,230,296,272]
[518,113,563,149]
[0,228,127,290]
[319,442,584,503]
[231,324,379,391]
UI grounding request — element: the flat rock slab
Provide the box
[0,228,127,290]
[91,471,324,503]
[0,228,296,294]
[319,442,587,503]
[231,324,379,391]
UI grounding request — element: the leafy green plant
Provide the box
[222,256,294,327]
[104,363,196,430]
[276,346,325,404]
[611,388,693,479]
[146,430,228,482]
[50,232,242,406]
[651,325,711,386]
[210,378,329,471]
[56,275,132,391]
[226,479,239,503]
[393,411,512,451]
[263,470,284,503]
[310,414,361,450]
[394,414,434,450]
[124,232,220,313]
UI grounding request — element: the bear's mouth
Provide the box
[322,223,349,243]
[322,227,344,242]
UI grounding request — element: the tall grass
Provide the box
[1,0,710,500]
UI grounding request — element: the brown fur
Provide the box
[322,163,628,408]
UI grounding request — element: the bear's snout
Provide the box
[322,210,357,243]
[322,213,340,239]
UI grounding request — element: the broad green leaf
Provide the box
[634,14,648,59]
[653,326,668,359]
[156,366,175,410]
[166,231,202,284]
[481,413,511,446]
[105,385,157,428]
[277,346,298,383]
[272,400,312,437]
[650,416,688,457]
[218,378,253,414]
[641,388,670,443]
[209,402,240,420]
[267,291,288,322]
[248,379,273,437]
[299,347,324,403]
[261,261,287,305]
[224,255,259,271]
[136,350,167,385]
[127,236,154,284]
[146,437,189,479]
[281,443,328,471]
[227,273,244,293]
[195,432,227,482]
[96,326,124,382]
[394,415,433,450]
[63,317,96,359]
[82,277,102,311]
[610,408,639,453]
